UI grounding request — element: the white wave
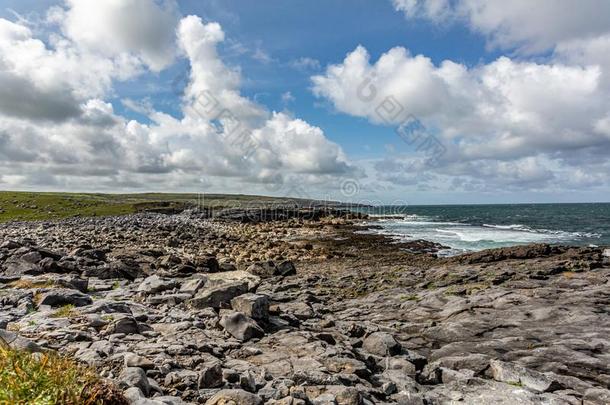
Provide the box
[404,214,431,220]
[363,216,601,255]
[367,214,408,219]
[437,227,552,243]
[482,223,531,231]
[482,223,601,239]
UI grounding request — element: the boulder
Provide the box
[583,388,610,404]
[363,332,401,356]
[77,248,107,261]
[206,271,261,290]
[0,330,43,352]
[0,240,21,250]
[198,362,223,388]
[20,251,42,264]
[324,357,369,378]
[276,261,296,277]
[281,301,314,320]
[245,261,295,278]
[179,276,207,295]
[189,281,249,309]
[38,257,61,273]
[146,293,191,305]
[205,389,263,405]
[196,256,220,272]
[118,367,151,396]
[322,386,361,405]
[36,288,92,307]
[3,259,42,277]
[219,260,237,272]
[247,262,277,278]
[489,360,563,393]
[231,294,269,321]
[220,312,265,342]
[165,370,199,390]
[83,261,143,280]
[124,353,155,369]
[137,275,178,294]
[106,316,140,335]
[74,348,103,366]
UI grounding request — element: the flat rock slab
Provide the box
[0,329,43,352]
[36,288,92,307]
[205,389,262,405]
[190,281,249,309]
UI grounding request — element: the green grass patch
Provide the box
[50,304,78,318]
[0,340,127,404]
[0,191,317,223]
[0,191,135,223]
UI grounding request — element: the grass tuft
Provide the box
[0,341,128,404]
[50,304,79,318]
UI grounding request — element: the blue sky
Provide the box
[2,0,494,159]
[120,0,494,159]
[1,1,610,203]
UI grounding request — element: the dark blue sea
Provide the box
[360,203,610,255]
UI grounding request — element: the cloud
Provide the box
[49,0,179,71]
[0,15,144,109]
[0,71,81,122]
[0,9,353,195]
[252,112,351,175]
[361,0,610,194]
[178,15,268,127]
[281,91,295,104]
[555,34,610,89]
[312,44,610,192]
[290,57,321,71]
[392,0,610,54]
[252,47,274,64]
[172,16,352,178]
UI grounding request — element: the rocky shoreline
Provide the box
[1,209,609,404]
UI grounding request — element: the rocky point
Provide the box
[0,208,609,404]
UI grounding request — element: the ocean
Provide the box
[360,203,610,256]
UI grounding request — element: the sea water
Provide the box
[360,203,610,256]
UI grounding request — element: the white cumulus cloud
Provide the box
[0,4,353,195]
[392,0,610,54]
[312,42,610,192]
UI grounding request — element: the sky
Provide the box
[1,0,610,204]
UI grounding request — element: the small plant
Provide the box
[112,281,121,290]
[33,292,44,305]
[0,338,128,404]
[50,304,78,318]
